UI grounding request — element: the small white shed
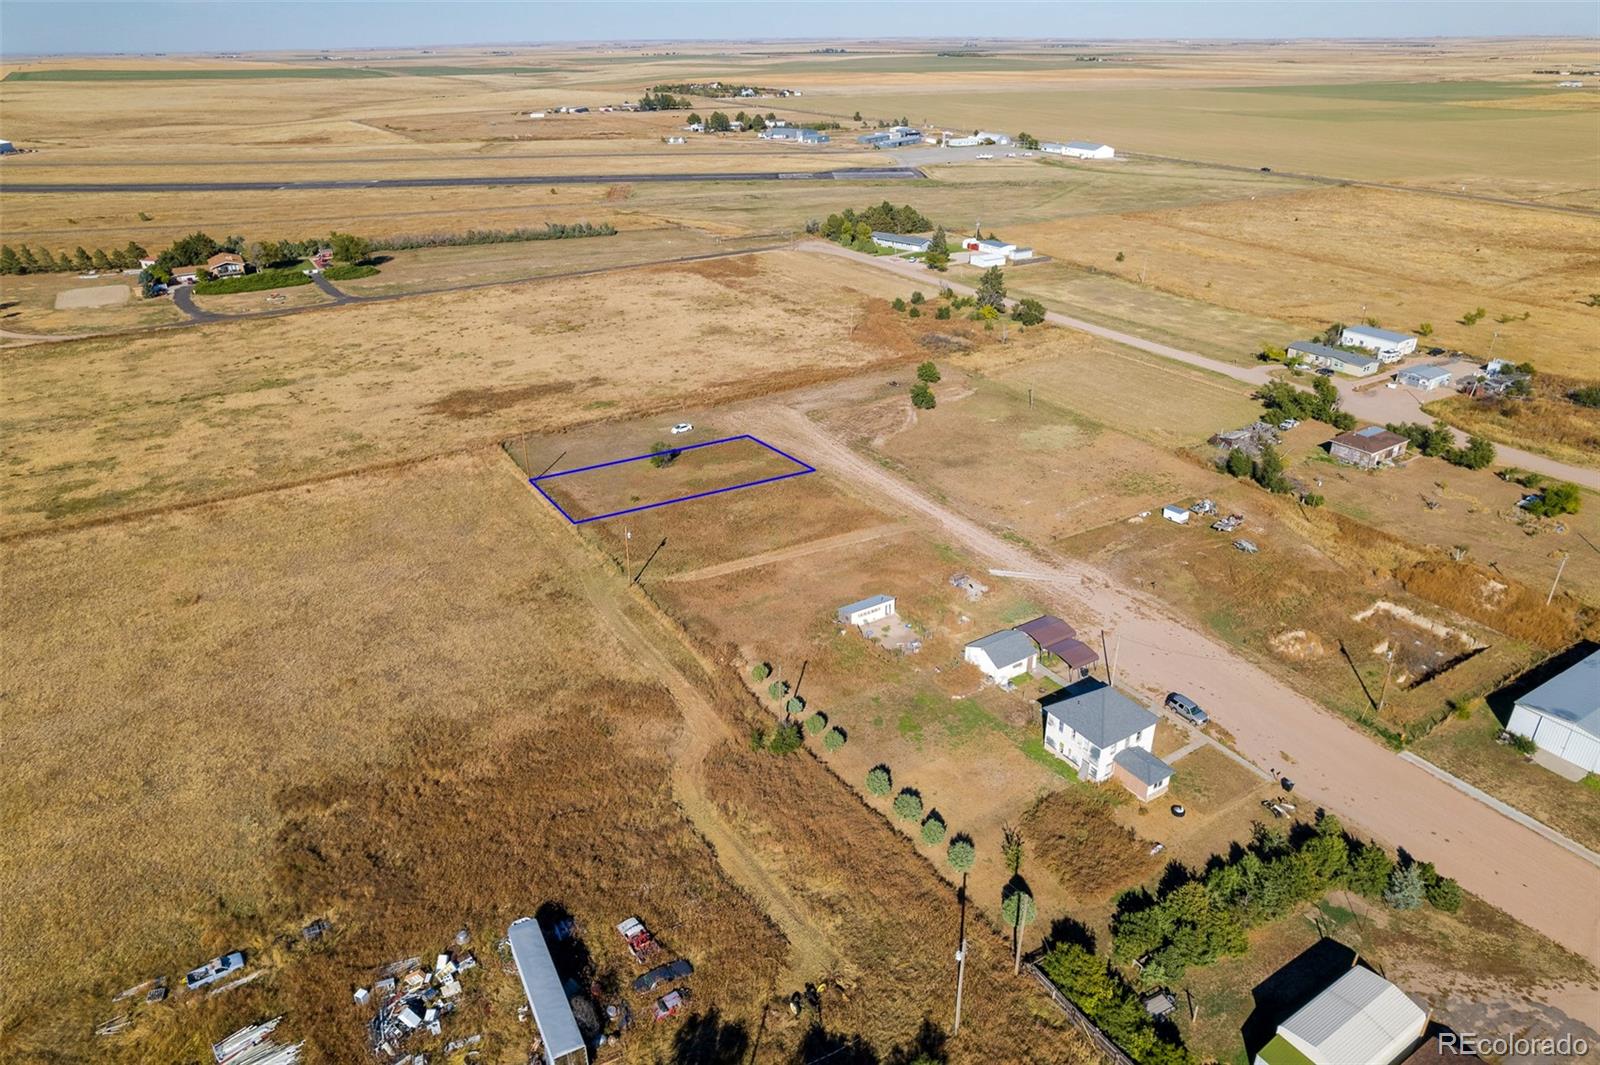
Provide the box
[964,630,1037,683]
[1161,505,1191,524]
[837,594,896,627]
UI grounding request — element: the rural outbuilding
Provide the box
[1042,140,1115,159]
[837,594,896,627]
[1112,745,1174,801]
[1254,965,1427,1065]
[1395,365,1453,391]
[1507,649,1600,775]
[1328,426,1409,468]
[1161,504,1191,524]
[1340,325,1417,357]
[1016,615,1099,679]
[507,918,588,1065]
[964,629,1038,684]
[1039,679,1164,792]
[1287,341,1380,377]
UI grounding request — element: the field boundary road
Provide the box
[2,167,925,194]
[741,403,1600,967]
[801,241,1600,492]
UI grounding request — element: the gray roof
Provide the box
[871,232,930,249]
[1114,746,1174,787]
[967,629,1037,669]
[1065,140,1110,150]
[1398,365,1452,382]
[1287,340,1379,366]
[838,594,894,618]
[506,918,586,1063]
[1516,649,1600,739]
[1041,680,1158,747]
[1344,325,1414,343]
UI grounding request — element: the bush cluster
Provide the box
[1038,943,1192,1065]
[1256,378,1356,431]
[1385,421,1496,470]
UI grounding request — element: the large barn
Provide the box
[1507,649,1600,775]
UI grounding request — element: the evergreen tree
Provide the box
[1384,863,1426,910]
[72,247,94,272]
[0,245,20,274]
[92,248,113,271]
[975,265,1007,311]
[925,226,949,271]
[17,246,39,273]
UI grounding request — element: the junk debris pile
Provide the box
[213,1016,304,1065]
[360,938,480,1058]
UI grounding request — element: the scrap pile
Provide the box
[361,943,478,1058]
[1211,514,1244,533]
[213,1016,304,1065]
[1209,421,1279,457]
[618,917,693,1028]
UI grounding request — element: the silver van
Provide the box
[1165,692,1209,725]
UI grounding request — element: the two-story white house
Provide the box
[1040,681,1173,800]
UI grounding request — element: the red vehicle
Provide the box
[654,988,689,1021]
[616,917,661,964]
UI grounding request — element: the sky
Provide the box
[2,1,1596,56]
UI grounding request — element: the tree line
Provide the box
[818,202,933,242]
[0,241,149,275]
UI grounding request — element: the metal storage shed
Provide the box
[1255,965,1426,1065]
[1507,649,1600,774]
[507,918,589,1065]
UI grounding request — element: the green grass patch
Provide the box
[1018,735,1081,782]
[1581,774,1600,795]
[322,264,379,281]
[193,269,313,295]
[4,67,390,81]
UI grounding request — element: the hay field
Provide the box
[1016,185,1600,376]
[0,251,918,535]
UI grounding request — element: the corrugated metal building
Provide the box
[1508,649,1600,774]
[1255,965,1427,1065]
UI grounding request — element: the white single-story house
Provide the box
[1395,365,1453,391]
[138,256,157,269]
[1042,141,1115,159]
[967,130,1010,145]
[763,127,828,143]
[1161,504,1191,524]
[1254,965,1426,1065]
[172,265,202,284]
[1040,680,1170,796]
[964,629,1038,684]
[1287,341,1381,377]
[1329,425,1409,468]
[943,135,983,147]
[964,237,1014,254]
[871,232,931,253]
[1507,649,1600,775]
[507,918,589,1065]
[969,251,1008,268]
[837,594,897,628]
[1340,326,1417,357]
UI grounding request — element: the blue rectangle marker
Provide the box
[530,433,815,524]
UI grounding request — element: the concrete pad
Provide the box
[1532,747,1589,782]
[55,284,130,309]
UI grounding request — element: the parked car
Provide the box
[1165,692,1210,726]
[1278,418,1299,431]
[670,422,693,435]
[632,958,693,994]
[1315,367,1335,377]
[184,951,245,990]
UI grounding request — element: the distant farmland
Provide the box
[2,67,392,81]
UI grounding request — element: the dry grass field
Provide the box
[0,251,915,535]
[1424,375,1600,470]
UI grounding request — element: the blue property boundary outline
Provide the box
[530,434,815,524]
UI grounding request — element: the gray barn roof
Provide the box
[1344,325,1414,343]
[1041,680,1158,747]
[967,629,1037,669]
[507,918,587,1064]
[1287,340,1378,366]
[1065,140,1110,150]
[871,231,931,249]
[1516,649,1600,738]
[838,594,894,618]
[1398,365,1452,382]
[1114,746,1174,787]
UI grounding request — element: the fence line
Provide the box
[1021,962,1138,1065]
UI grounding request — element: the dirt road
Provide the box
[739,405,1600,970]
[799,242,1600,492]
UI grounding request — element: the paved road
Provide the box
[310,274,355,303]
[742,403,1600,967]
[2,167,924,194]
[800,241,1600,492]
[168,285,225,323]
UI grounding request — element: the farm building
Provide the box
[0,139,15,154]
[1506,649,1600,775]
[964,629,1037,684]
[969,252,1008,268]
[172,266,202,284]
[506,918,588,1065]
[763,127,829,143]
[1287,341,1380,377]
[1161,504,1191,524]
[870,232,931,253]
[1254,965,1427,1065]
[206,252,246,277]
[857,128,922,148]
[1039,680,1170,797]
[837,594,896,627]
[1340,326,1418,357]
[1395,365,1453,390]
[1042,141,1115,159]
[1016,615,1099,679]
[974,130,1012,145]
[1328,426,1409,468]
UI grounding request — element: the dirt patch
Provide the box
[1398,559,1592,651]
[1270,628,1333,661]
[422,380,578,420]
[55,284,131,309]
[663,253,762,282]
[1024,789,1159,897]
[1352,600,1487,689]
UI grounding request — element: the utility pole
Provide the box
[952,874,968,1037]
[1547,552,1570,605]
[1376,648,1395,716]
[1027,387,1033,408]
[624,527,631,579]
[1101,629,1114,684]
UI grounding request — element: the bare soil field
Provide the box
[1016,185,1600,376]
[0,251,915,535]
[0,271,186,336]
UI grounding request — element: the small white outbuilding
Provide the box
[1161,504,1191,524]
[837,594,896,627]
